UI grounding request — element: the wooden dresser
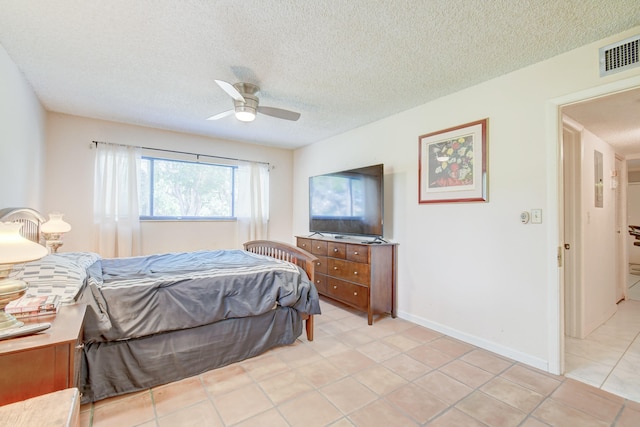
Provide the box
[0,304,86,406]
[297,236,397,324]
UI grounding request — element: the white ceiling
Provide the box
[1,1,639,149]
[563,87,640,157]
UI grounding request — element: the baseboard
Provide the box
[397,310,549,372]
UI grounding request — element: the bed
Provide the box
[0,208,320,403]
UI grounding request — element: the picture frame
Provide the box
[418,118,488,204]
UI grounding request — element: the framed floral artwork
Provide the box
[418,119,488,204]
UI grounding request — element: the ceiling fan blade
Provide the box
[207,110,235,120]
[214,79,245,102]
[257,106,301,121]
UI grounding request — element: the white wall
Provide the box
[293,27,640,371]
[45,113,295,254]
[0,44,46,208]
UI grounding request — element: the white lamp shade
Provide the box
[0,222,48,264]
[41,212,72,233]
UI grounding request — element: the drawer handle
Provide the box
[333,248,338,252]
[317,246,321,249]
[316,262,321,266]
[333,285,337,289]
[353,272,358,275]
[354,292,358,296]
[75,343,85,350]
[334,266,338,270]
[354,251,359,255]
[316,279,321,284]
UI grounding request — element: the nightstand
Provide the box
[0,304,86,406]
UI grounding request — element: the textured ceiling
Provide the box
[563,87,640,157]
[0,1,639,149]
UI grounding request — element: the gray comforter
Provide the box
[79,249,320,343]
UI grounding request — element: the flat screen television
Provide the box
[309,163,384,239]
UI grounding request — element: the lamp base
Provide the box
[0,278,28,330]
[45,240,63,253]
[0,310,24,330]
[43,232,64,253]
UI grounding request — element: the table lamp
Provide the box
[41,212,71,253]
[0,222,48,330]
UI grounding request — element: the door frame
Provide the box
[548,75,640,375]
[615,155,627,303]
[562,117,583,339]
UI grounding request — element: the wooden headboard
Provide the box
[0,207,46,243]
[243,240,317,284]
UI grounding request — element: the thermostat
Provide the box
[520,212,530,224]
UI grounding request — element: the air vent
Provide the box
[599,34,640,77]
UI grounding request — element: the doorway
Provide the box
[626,166,640,300]
[559,86,640,401]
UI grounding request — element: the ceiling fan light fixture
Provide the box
[235,110,256,122]
[212,80,300,122]
[234,93,258,122]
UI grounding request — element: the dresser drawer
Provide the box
[313,256,328,275]
[327,278,368,310]
[313,273,328,294]
[327,242,346,259]
[328,258,370,286]
[346,244,369,263]
[309,240,328,255]
[297,238,312,252]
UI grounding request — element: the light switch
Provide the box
[531,209,542,224]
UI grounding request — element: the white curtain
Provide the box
[93,143,141,257]
[236,161,269,247]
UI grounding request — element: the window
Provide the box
[139,156,237,219]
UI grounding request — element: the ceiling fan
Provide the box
[207,80,301,122]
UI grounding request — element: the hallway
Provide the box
[565,298,640,402]
[628,272,640,300]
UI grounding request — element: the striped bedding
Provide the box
[78,250,320,343]
[16,252,100,303]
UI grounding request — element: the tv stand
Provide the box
[296,235,397,325]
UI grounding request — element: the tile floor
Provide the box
[627,272,640,301]
[565,274,640,404]
[80,297,640,426]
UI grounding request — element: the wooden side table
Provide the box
[0,388,80,426]
[0,304,86,406]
